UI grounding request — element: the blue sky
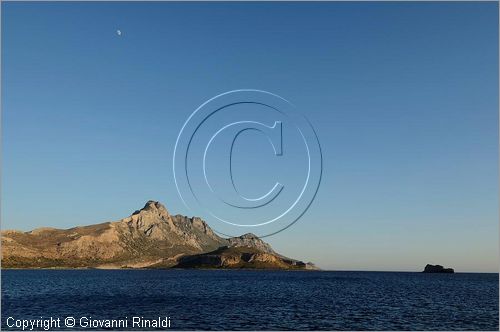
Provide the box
[2,2,498,272]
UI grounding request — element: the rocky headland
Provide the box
[1,201,316,270]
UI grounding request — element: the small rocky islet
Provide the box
[422,264,454,273]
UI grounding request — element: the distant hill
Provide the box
[1,201,316,270]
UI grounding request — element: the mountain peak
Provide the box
[133,200,170,218]
[227,233,275,254]
[144,200,166,210]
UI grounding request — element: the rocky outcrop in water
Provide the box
[423,264,454,273]
[174,246,317,270]
[1,201,315,270]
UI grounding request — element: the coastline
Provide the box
[1,267,497,273]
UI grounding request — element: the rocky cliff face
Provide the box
[1,201,315,270]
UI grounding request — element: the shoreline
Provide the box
[1,267,497,273]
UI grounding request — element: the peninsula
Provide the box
[1,201,316,270]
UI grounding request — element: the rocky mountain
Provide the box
[1,201,316,270]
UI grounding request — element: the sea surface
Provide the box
[2,270,498,330]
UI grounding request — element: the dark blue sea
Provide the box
[2,270,498,330]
